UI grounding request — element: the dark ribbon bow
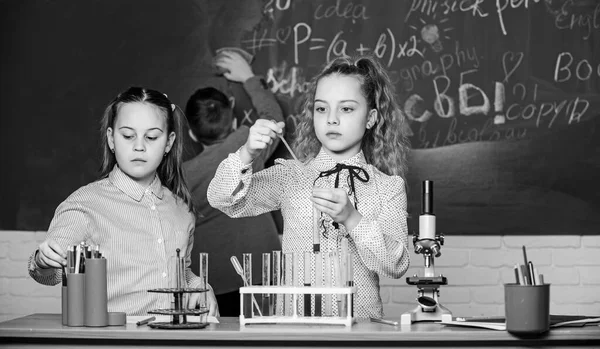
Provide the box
[314,163,370,230]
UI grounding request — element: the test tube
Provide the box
[338,239,349,317]
[313,207,321,252]
[198,252,208,311]
[314,251,322,316]
[242,253,253,318]
[292,252,299,317]
[178,250,188,324]
[332,251,342,317]
[261,253,271,316]
[323,252,332,316]
[347,252,354,317]
[282,252,295,316]
[303,251,312,317]
[272,250,282,315]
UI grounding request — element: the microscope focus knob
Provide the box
[431,244,441,258]
[438,233,445,245]
[414,244,424,254]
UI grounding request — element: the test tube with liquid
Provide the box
[198,253,208,311]
[242,253,253,318]
[347,252,354,317]
[314,251,322,316]
[261,253,271,316]
[272,250,282,315]
[303,251,312,317]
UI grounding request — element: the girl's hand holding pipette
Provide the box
[36,239,67,269]
[312,187,362,232]
[241,119,285,164]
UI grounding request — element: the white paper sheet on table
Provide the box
[440,320,506,331]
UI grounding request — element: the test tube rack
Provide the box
[147,287,209,329]
[239,285,357,327]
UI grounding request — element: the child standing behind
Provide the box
[28,87,218,316]
[208,55,411,318]
[184,50,283,316]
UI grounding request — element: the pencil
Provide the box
[522,245,531,285]
[136,316,155,326]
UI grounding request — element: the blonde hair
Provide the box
[99,87,194,212]
[293,55,411,178]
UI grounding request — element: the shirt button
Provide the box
[157,238,162,244]
[151,205,156,210]
[162,272,167,278]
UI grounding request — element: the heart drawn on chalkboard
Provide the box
[276,27,291,44]
[502,51,523,83]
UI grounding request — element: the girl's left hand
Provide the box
[312,187,362,231]
[188,285,220,317]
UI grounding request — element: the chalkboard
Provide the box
[1,0,598,235]
[238,0,600,235]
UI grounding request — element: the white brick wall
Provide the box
[0,231,598,323]
[0,230,62,323]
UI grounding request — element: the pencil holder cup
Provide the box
[84,258,108,327]
[61,286,68,325]
[504,283,550,334]
[66,273,85,327]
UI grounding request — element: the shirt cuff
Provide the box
[233,146,254,176]
[243,75,268,91]
[347,216,372,244]
[28,250,56,277]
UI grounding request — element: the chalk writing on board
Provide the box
[397,44,479,92]
[554,52,600,82]
[312,0,369,21]
[547,0,600,40]
[405,0,489,23]
[242,0,597,152]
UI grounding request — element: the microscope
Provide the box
[400,180,452,325]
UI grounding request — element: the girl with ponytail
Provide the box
[208,55,411,319]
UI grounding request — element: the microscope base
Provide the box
[400,303,452,325]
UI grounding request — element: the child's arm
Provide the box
[217,50,284,127]
[207,149,289,218]
[243,76,284,124]
[347,176,410,279]
[28,198,89,285]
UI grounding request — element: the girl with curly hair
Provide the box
[208,55,411,319]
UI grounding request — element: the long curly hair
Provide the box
[99,86,194,212]
[293,55,411,178]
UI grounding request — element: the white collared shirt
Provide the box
[28,165,199,315]
[208,148,410,318]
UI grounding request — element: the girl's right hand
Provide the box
[36,239,66,269]
[241,119,285,164]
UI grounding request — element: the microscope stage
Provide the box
[406,276,447,285]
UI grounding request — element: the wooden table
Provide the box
[1,314,599,348]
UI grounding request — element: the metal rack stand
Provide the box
[147,287,209,329]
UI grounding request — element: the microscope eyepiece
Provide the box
[422,180,434,215]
